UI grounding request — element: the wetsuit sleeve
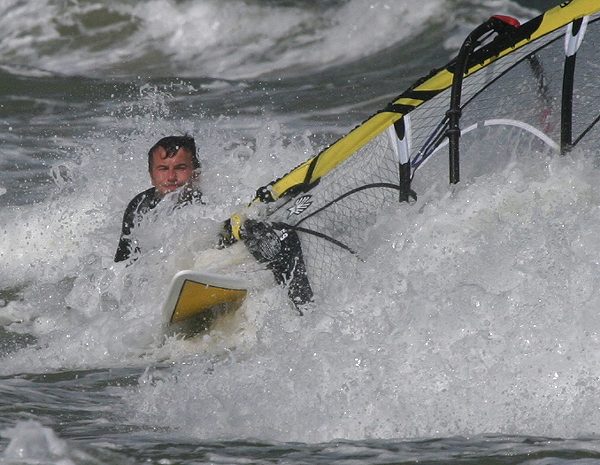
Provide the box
[114,190,152,263]
[114,204,136,262]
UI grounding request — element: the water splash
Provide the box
[1,421,89,464]
[121,147,600,442]
[0,87,314,374]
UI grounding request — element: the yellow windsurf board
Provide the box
[162,270,249,327]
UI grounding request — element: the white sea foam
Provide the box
[120,144,600,442]
[0,91,313,373]
[1,421,84,464]
[1,0,579,443]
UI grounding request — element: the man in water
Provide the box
[116,134,313,308]
[114,135,202,262]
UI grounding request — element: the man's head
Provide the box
[147,135,201,195]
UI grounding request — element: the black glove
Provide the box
[217,218,237,249]
[241,220,282,262]
[241,220,314,308]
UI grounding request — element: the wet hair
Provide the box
[147,135,200,171]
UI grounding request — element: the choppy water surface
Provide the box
[6,0,600,463]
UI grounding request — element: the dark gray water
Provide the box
[6,0,600,463]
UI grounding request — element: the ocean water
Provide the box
[5,0,600,463]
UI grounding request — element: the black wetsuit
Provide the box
[114,186,203,262]
[114,188,161,262]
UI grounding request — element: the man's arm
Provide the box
[114,189,155,263]
[114,207,135,262]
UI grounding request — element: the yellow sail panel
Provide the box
[266,159,314,200]
[540,0,598,33]
[408,69,455,94]
[393,97,424,107]
[309,112,402,181]
[270,112,402,199]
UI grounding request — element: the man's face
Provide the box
[149,147,196,195]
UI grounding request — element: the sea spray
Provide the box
[0,92,317,374]
[123,147,600,442]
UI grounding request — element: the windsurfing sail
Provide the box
[234,0,600,297]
